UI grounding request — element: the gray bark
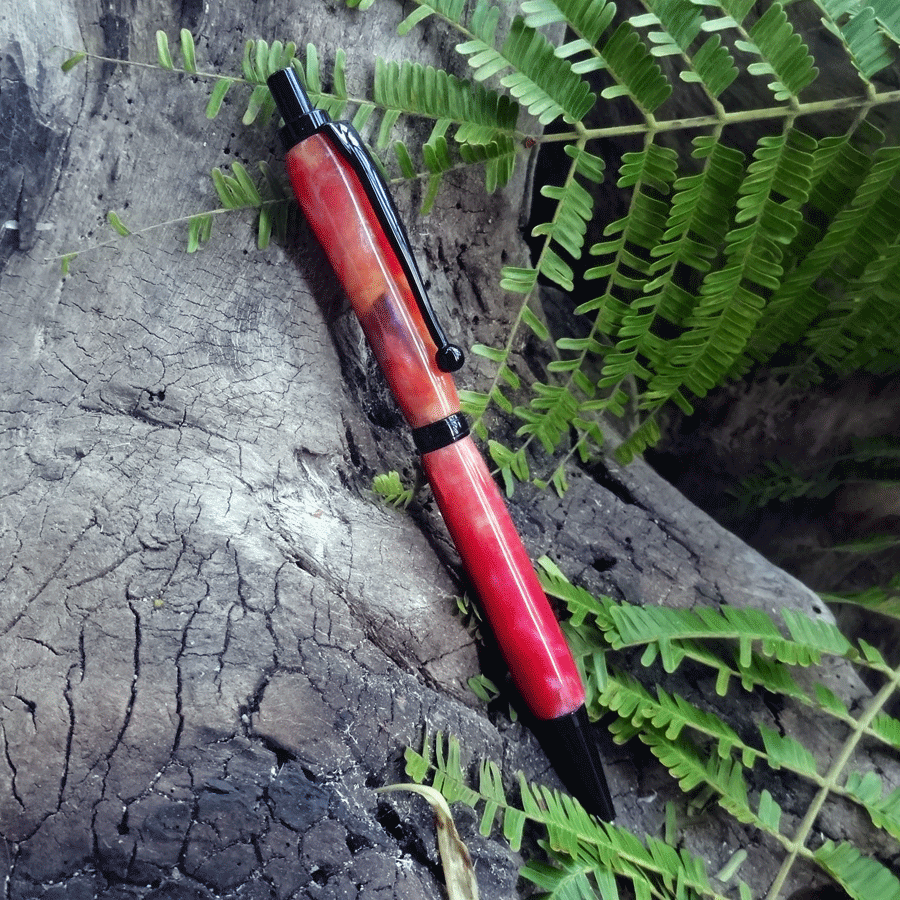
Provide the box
[1,2,894,899]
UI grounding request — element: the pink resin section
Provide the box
[422,436,585,720]
[285,135,459,429]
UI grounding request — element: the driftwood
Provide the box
[2,2,894,898]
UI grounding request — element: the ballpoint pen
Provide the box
[267,67,614,821]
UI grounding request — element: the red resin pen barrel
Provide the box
[281,128,583,719]
[422,436,584,720]
[268,68,614,820]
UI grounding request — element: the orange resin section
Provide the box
[285,134,459,429]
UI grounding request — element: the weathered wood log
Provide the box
[2,2,896,899]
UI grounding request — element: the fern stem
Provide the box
[61,47,246,84]
[588,619,900,758]
[470,139,588,440]
[44,200,287,264]
[765,661,900,900]
[528,89,900,145]
[540,128,662,451]
[848,82,880,137]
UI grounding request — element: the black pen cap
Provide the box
[267,67,330,149]
[535,704,616,821]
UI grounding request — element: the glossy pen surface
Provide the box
[285,133,459,429]
[268,67,614,819]
[423,436,584,719]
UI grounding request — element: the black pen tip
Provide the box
[534,705,616,821]
[267,67,312,121]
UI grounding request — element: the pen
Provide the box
[267,67,614,821]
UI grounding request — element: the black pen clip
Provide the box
[268,67,465,373]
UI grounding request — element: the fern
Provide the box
[373,58,520,145]
[326,0,900,472]
[56,34,521,263]
[731,436,900,521]
[402,560,900,899]
[822,576,900,621]
[371,470,416,507]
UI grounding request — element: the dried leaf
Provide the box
[377,784,480,900]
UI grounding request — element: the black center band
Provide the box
[412,413,470,454]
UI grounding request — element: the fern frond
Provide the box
[630,0,704,53]
[701,0,756,23]
[574,142,678,415]
[781,608,856,660]
[806,243,900,375]
[520,859,611,900]
[431,731,482,807]
[742,134,886,365]
[521,0,616,46]
[536,556,610,628]
[636,725,759,827]
[599,671,751,765]
[524,0,671,114]
[458,135,518,191]
[533,178,594,259]
[610,136,747,398]
[488,439,529,496]
[600,601,777,653]
[699,1,819,100]
[646,128,816,406]
[210,161,296,249]
[516,772,724,898]
[587,141,678,283]
[870,712,900,751]
[457,16,596,124]
[395,0,467,36]
[630,0,739,100]
[245,39,296,83]
[514,382,581,454]
[844,772,900,842]
[737,3,819,101]
[373,58,519,145]
[372,471,415,508]
[841,6,897,79]
[870,0,900,44]
[592,22,673,112]
[523,140,599,300]
[419,127,454,212]
[821,577,900,621]
[757,723,819,777]
[814,0,900,80]
[242,39,301,124]
[814,840,900,900]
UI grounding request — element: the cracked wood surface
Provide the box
[2,1,897,898]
